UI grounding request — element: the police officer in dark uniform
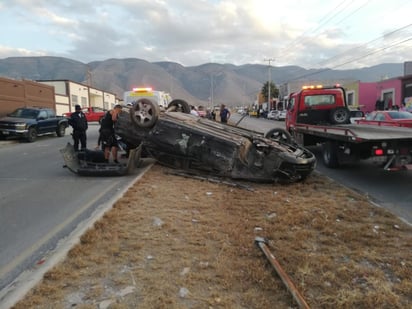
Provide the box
[69,105,88,151]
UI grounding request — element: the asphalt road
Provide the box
[0,114,411,306]
[0,123,143,294]
[231,113,412,225]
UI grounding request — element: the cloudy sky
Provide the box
[1,0,412,69]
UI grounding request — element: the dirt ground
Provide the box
[12,163,412,309]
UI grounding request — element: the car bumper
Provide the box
[0,128,28,138]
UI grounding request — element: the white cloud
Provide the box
[0,45,47,58]
[0,0,411,69]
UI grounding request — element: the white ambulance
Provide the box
[123,87,172,110]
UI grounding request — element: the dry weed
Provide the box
[12,164,412,309]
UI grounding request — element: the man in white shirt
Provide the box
[190,105,199,116]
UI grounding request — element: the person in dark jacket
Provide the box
[69,105,88,151]
[219,104,231,123]
[98,104,123,163]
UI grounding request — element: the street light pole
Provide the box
[210,74,214,109]
[264,58,275,109]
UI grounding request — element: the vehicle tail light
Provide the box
[374,149,384,156]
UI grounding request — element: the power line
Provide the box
[278,19,412,83]
[277,0,410,80]
[330,36,412,70]
[281,36,412,83]
[278,0,355,55]
[318,23,412,67]
[333,0,371,26]
[276,1,371,80]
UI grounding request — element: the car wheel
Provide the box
[264,128,292,144]
[329,107,350,124]
[322,141,339,168]
[27,127,37,142]
[56,124,66,137]
[167,99,190,113]
[130,98,160,128]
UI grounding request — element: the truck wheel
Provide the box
[56,124,66,137]
[130,98,160,128]
[329,107,350,124]
[264,128,292,144]
[167,99,190,113]
[27,127,37,143]
[322,141,339,168]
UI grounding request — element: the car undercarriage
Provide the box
[114,99,316,183]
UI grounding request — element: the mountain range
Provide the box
[0,56,406,106]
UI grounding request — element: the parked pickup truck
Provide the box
[0,107,68,142]
[283,85,412,171]
[63,106,106,123]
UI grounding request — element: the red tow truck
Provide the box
[284,85,412,170]
[63,107,106,123]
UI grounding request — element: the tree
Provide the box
[261,81,279,102]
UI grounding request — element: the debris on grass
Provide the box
[12,164,412,309]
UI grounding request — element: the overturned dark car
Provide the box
[115,99,316,183]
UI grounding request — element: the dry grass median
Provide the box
[12,164,412,308]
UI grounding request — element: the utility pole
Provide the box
[264,58,275,109]
[86,65,92,87]
[210,74,214,109]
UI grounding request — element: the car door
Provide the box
[37,110,55,134]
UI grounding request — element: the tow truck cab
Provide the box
[284,85,412,170]
[286,85,350,130]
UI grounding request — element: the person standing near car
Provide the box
[400,102,407,112]
[211,109,216,121]
[190,105,199,116]
[69,104,88,151]
[98,104,123,163]
[220,104,230,123]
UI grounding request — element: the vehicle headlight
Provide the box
[15,123,27,129]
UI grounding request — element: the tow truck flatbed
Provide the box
[285,85,412,169]
[294,123,412,142]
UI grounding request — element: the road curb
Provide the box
[0,140,17,146]
[314,170,412,227]
[0,162,154,309]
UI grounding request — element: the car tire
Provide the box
[130,98,160,128]
[329,107,350,124]
[167,99,190,113]
[56,124,66,137]
[322,141,339,168]
[27,127,37,142]
[264,128,293,144]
